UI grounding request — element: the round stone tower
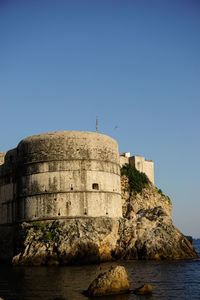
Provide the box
[13,131,122,221]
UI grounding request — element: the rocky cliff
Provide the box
[115,175,196,260]
[13,217,119,266]
[12,172,197,266]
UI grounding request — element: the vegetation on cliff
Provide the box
[11,165,198,266]
[156,187,172,205]
[120,163,149,194]
[121,163,171,203]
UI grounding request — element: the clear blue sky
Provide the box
[0,0,200,237]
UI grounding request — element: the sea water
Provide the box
[0,242,199,300]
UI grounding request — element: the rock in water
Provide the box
[84,266,130,296]
[134,284,152,295]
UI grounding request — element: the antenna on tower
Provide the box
[96,116,98,133]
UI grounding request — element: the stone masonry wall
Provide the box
[130,155,154,184]
[0,131,122,224]
[0,152,6,165]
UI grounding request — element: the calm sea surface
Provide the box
[0,242,199,300]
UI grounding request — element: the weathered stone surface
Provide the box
[0,131,122,226]
[84,266,130,296]
[12,179,197,266]
[114,207,197,260]
[185,235,193,244]
[0,131,198,266]
[121,175,172,217]
[12,217,119,266]
[0,152,6,165]
[134,284,152,295]
[114,178,197,260]
[0,225,14,262]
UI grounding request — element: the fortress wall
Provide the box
[17,131,119,164]
[119,156,129,167]
[130,156,154,184]
[18,170,120,195]
[0,148,18,225]
[0,178,17,224]
[130,156,145,173]
[22,160,120,176]
[0,131,122,224]
[16,168,121,220]
[143,160,154,184]
[0,153,6,165]
[0,225,14,261]
[16,192,122,221]
[0,183,15,202]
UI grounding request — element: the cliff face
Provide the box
[121,175,172,217]
[12,175,197,266]
[115,176,196,260]
[13,218,120,266]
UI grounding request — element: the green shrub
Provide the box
[157,188,164,196]
[32,221,44,231]
[121,163,149,194]
[167,196,172,205]
[43,230,57,242]
[156,187,172,204]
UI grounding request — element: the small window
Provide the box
[70,184,73,191]
[84,208,87,215]
[92,183,99,190]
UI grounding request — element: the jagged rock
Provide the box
[114,205,197,260]
[113,178,198,260]
[12,180,198,266]
[134,284,152,295]
[121,177,172,217]
[185,235,193,244]
[84,266,130,296]
[12,218,119,266]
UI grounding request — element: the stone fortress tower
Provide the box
[0,131,122,225]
